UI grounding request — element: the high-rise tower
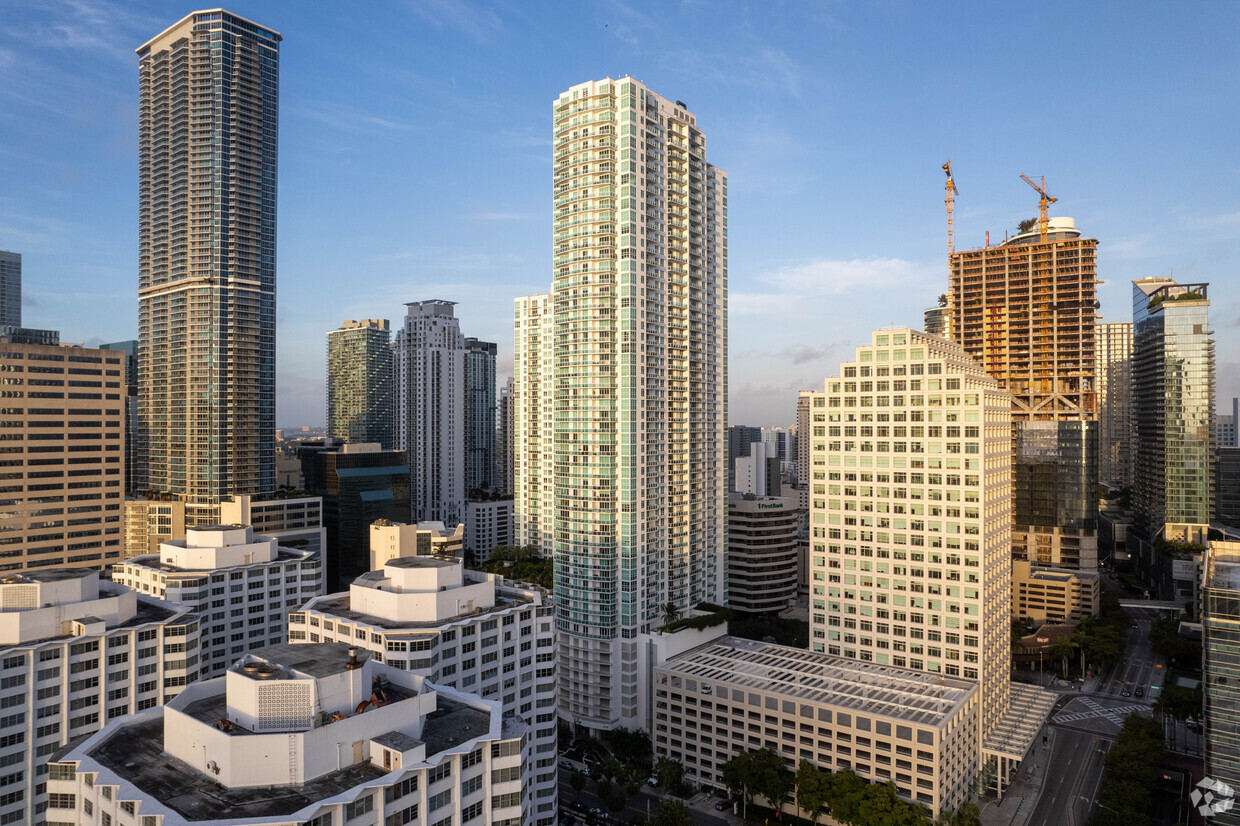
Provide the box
[1131,278,1214,543]
[327,318,394,449]
[515,77,727,732]
[1097,321,1133,487]
[950,217,1099,569]
[464,337,497,494]
[137,10,280,523]
[0,249,20,326]
[395,300,464,525]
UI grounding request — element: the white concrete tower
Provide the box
[515,78,728,733]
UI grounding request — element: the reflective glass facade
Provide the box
[327,319,393,450]
[1097,322,1133,487]
[464,337,497,493]
[1204,544,1240,825]
[137,11,280,520]
[1131,279,1215,539]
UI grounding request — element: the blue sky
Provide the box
[2,0,1238,428]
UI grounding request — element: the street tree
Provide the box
[649,800,693,826]
[796,759,833,825]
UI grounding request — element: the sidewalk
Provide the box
[980,727,1054,826]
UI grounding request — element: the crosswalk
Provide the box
[1052,699,1143,726]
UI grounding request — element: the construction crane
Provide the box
[1019,173,1057,240]
[943,161,959,257]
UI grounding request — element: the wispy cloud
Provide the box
[733,257,936,316]
[402,0,503,44]
[780,344,835,365]
[290,102,420,134]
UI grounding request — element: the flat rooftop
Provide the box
[420,698,493,756]
[0,597,184,653]
[306,590,530,631]
[122,546,313,574]
[241,642,371,679]
[0,569,93,585]
[88,716,386,822]
[384,556,460,570]
[659,637,976,727]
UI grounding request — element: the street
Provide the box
[557,762,733,826]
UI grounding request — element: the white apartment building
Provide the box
[369,519,464,570]
[112,524,323,678]
[395,300,465,526]
[806,329,1052,791]
[47,643,531,826]
[0,569,199,825]
[465,499,514,565]
[515,76,728,734]
[293,556,559,826]
[653,637,981,818]
[219,493,327,555]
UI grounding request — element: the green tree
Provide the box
[796,759,833,825]
[828,770,869,824]
[1052,636,1078,678]
[654,756,684,792]
[570,769,586,793]
[750,747,793,812]
[721,751,755,816]
[649,800,693,826]
[662,601,681,625]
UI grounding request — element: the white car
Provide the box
[646,776,658,787]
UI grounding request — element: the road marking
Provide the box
[1052,702,1142,725]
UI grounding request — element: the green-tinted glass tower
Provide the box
[327,319,394,450]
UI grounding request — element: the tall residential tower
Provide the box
[1097,321,1133,487]
[137,10,280,524]
[327,318,394,449]
[950,217,1099,569]
[515,77,728,732]
[464,337,497,494]
[0,249,20,326]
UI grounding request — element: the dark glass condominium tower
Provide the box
[137,10,280,523]
[327,319,394,450]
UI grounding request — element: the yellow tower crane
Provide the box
[943,161,959,257]
[1020,173,1058,241]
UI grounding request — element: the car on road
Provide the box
[1135,685,1144,697]
[569,802,588,813]
[1121,683,1132,697]
[646,776,658,787]
[716,800,732,811]
[559,760,573,771]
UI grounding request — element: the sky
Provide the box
[2,0,1238,429]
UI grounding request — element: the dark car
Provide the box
[716,801,731,811]
[570,802,589,813]
[1135,685,1144,697]
[1121,683,1132,697]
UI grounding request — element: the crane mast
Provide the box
[943,161,959,257]
[1020,173,1058,240]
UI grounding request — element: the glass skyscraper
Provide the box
[137,10,280,523]
[516,77,728,732]
[1131,278,1214,542]
[327,319,394,450]
[0,249,20,327]
[1204,541,1240,826]
[464,337,497,494]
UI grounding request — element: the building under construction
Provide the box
[949,216,1100,569]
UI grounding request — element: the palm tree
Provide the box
[663,601,681,625]
[1051,636,1078,679]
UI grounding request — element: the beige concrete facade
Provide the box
[1011,559,1100,623]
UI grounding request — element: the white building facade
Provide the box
[47,643,532,826]
[515,76,728,734]
[0,569,198,825]
[112,524,323,678]
[395,300,466,525]
[465,499,514,565]
[292,558,558,826]
[806,329,1052,791]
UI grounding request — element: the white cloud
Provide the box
[732,257,937,316]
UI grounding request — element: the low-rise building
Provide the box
[1011,559,1100,624]
[293,556,558,825]
[370,519,464,570]
[727,493,800,613]
[0,569,198,825]
[47,642,531,826]
[219,492,326,555]
[465,498,514,565]
[123,494,187,558]
[112,524,323,678]
[653,637,979,818]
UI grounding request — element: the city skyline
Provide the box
[3,1,1238,428]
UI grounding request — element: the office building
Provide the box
[327,319,394,450]
[497,376,515,496]
[1216,447,1240,528]
[0,340,125,572]
[734,440,782,497]
[465,498,514,565]
[0,251,19,327]
[101,340,145,495]
[512,295,554,552]
[762,425,797,477]
[1097,322,1133,488]
[123,494,187,557]
[465,338,497,495]
[369,519,464,570]
[1204,540,1240,825]
[48,643,533,826]
[727,493,799,613]
[513,77,728,733]
[728,425,763,491]
[1131,278,1214,544]
[653,637,980,817]
[395,300,465,525]
[924,303,949,338]
[0,569,198,825]
[137,10,280,525]
[300,441,411,590]
[798,390,813,487]
[112,524,322,677]
[294,557,558,824]
[950,217,1099,570]
[806,329,1052,790]
[219,492,326,553]
[1011,559,1100,624]
[1216,397,1239,449]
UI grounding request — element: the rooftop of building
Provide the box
[303,587,532,631]
[1022,565,1100,584]
[983,682,1056,760]
[1,597,184,652]
[241,642,372,680]
[119,545,313,574]
[0,569,93,585]
[659,637,976,727]
[86,715,386,822]
[384,556,459,570]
